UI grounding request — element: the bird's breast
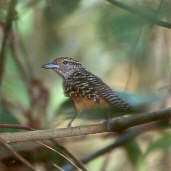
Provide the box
[71,96,109,114]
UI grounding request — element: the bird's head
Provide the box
[42,57,84,79]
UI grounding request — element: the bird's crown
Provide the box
[53,57,82,66]
[42,57,85,79]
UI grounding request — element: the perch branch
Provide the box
[0,107,171,144]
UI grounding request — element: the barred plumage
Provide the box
[42,57,133,114]
[64,69,132,112]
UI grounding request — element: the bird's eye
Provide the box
[63,61,68,65]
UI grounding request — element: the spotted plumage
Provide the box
[42,57,133,114]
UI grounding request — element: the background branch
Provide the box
[107,0,171,29]
[10,33,29,84]
[0,0,17,89]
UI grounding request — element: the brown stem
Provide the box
[0,0,17,89]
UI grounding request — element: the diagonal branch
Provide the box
[107,0,171,29]
[81,121,163,164]
[0,107,171,144]
[0,137,35,170]
[63,121,165,171]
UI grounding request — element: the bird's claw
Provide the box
[106,119,113,132]
[67,121,73,128]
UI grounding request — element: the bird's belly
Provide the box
[71,96,109,114]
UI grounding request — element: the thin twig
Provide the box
[107,0,171,29]
[0,137,35,170]
[0,0,17,88]
[0,107,171,143]
[38,141,80,171]
[52,140,87,171]
[52,163,65,171]
[0,124,34,130]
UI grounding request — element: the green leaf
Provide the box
[144,133,171,156]
[125,140,142,169]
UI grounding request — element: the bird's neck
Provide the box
[62,68,88,95]
[64,68,88,82]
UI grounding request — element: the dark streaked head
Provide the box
[42,57,84,79]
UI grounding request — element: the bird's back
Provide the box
[63,69,133,113]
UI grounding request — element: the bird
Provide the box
[42,57,163,126]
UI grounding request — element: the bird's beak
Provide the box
[42,62,60,69]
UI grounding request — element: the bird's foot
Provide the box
[67,114,77,128]
[67,120,73,128]
[105,114,113,131]
[106,119,113,132]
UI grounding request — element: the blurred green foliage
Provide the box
[96,7,147,53]
[0,0,171,170]
[43,0,80,55]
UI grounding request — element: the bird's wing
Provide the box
[86,73,133,112]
